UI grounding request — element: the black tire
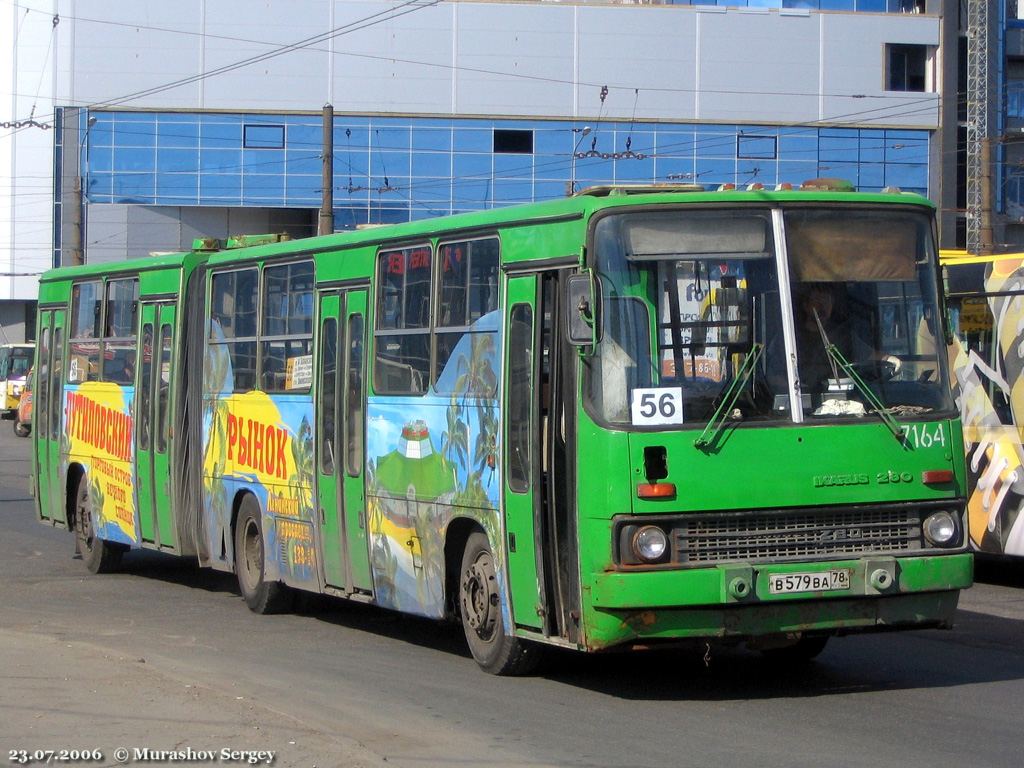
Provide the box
[459,531,541,676]
[760,634,829,663]
[234,494,293,614]
[13,419,29,437]
[74,474,123,574]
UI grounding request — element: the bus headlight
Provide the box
[923,511,958,547]
[632,525,669,563]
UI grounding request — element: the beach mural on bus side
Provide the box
[201,337,317,584]
[62,381,138,545]
[366,311,507,622]
[950,256,1024,556]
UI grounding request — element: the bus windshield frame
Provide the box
[584,204,955,430]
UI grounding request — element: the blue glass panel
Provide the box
[535,126,574,156]
[615,156,655,181]
[856,0,886,10]
[412,127,451,152]
[776,160,820,186]
[777,132,817,160]
[244,150,285,175]
[408,179,452,206]
[494,154,532,176]
[820,161,860,182]
[572,156,615,184]
[85,145,113,173]
[451,179,492,205]
[111,173,155,202]
[655,157,697,182]
[453,153,491,179]
[287,124,321,150]
[1009,82,1024,119]
[857,135,885,164]
[374,151,411,177]
[412,151,451,178]
[783,0,819,7]
[819,135,859,161]
[89,121,115,148]
[156,174,199,204]
[199,173,241,203]
[373,127,411,151]
[819,0,855,8]
[86,172,113,201]
[857,164,885,188]
[492,179,533,203]
[884,163,927,188]
[737,134,778,160]
[453,128,491,152]
[242,174,286,204]
[410,205,450,221]
[243,125,285,149]
[201,122,242,149]
[534,180,568,201]
[202,149,242,173]
[654,131,696,159]
[158,121,199,149]
[286,150,321,175]
[886,138,928,164]
[113,147,155,172]
[113,119,156,149]
[694,157,737,186]
[157,148,200,173]
[748,0,782,6]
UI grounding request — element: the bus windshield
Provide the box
[587,206,953,427]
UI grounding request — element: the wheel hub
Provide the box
[462,552,498,640]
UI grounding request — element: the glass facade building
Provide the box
[73,110,930,232]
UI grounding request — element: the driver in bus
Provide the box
[795,282,898,389]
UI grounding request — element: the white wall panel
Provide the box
[698,11,820,123]
[331,0,453,113]
[67,0,204,109]
[201,0,331,110]
[821,14,941,128]
[576,7,697,121]
[454,3,574,116]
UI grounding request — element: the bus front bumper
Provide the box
[581,553,972,649]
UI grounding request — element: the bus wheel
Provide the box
[13,419,29,437]
[74,475,123,574]
[459,531,541,676]
[760,634,829,663]
[234,495,292,614]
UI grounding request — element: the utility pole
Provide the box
[966,0,990,255]
[318,103,334,236]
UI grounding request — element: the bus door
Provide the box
[315,289,373,594]
[136,302,177,548]
[503,270,578,641]
[35,309,67,526]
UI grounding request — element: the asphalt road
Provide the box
[2,424,1024,768]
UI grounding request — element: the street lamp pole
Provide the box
[568,125,591,196]
[69,113,97,266]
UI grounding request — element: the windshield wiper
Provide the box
[822,344,906,444]
[809,308,904,443]
[694,343,764,450]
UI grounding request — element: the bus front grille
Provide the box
[674,506,926,564]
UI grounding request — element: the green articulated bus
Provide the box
[32,183,972,674]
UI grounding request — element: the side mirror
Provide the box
[565,271,600,349]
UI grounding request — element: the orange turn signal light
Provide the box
[637,482,676,499]
[921,469,954,485]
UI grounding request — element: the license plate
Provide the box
[767,569,851,595]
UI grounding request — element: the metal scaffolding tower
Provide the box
[966,0,989,255]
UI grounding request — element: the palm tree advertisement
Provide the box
[202,340,317,584]
[61,381,138,545]
[365,311,510,623]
